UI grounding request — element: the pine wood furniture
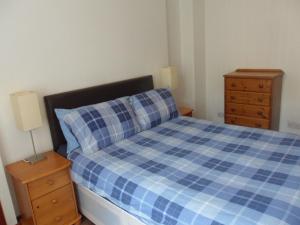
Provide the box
[179,106,193,117]
[43,76,154,225]
[224,69,284,130]
[6,151,81,225]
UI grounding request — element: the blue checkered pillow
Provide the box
[130,88,178,130]
[55,108,80,154]
[63,97,140,154]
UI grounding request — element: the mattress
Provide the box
[69,117,300,225]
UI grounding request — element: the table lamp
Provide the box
[10,91,46,164]
[159,66,178,90]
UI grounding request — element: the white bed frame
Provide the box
[75,183,146,225]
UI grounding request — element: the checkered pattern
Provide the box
[69,117,300,225]
[63,97,140,154]
[130,88,179,130]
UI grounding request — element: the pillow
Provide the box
[55,109,80,154]
[129,88,178,130]
[63,97,140,154]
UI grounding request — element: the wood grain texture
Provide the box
[6,151,81,225]
[32,185,77,225]
[6,151,70,184]
[225,115,269,129]
[28,169,70,200]
[225,69,284,79]
[224,69,284,130]
[12,178,33,220]
[226,103,270,119]
[225,78,272,93]
[226,91,271,106]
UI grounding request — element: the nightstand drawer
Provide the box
[28,169,70,200]
[226,78,272,93]
[32,184,77,225]
[226,103,270,119]
[226,91,271,106]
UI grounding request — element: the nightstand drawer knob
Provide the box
[51,199,58,204]
[55,216,62,222]
[47,179,54,185]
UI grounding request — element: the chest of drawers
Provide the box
[224,69,284,130]
[6,151,81,225]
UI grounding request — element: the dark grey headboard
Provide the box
[44,75,154,151]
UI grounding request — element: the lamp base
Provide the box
[24,153,46,164]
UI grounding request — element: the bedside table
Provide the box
[179,106,193,117]
[6,151,81,225]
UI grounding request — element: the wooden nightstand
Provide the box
[6,151,81,225]
[179,106,193,117]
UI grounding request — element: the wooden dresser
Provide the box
[224,69,284,130]
[6,151,81,225]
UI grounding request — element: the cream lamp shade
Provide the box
[160,66,178,90]
[10,91,42,131]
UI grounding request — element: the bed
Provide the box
[44,76,300,225]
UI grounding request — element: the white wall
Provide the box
[0,0,168,164]
[166,0,206,117]
[0,153,17,225]
[193,0,206,118]
[205,0,300,134]
[0,0,168,220]
[166,0,197,111]
[168,0,300,134]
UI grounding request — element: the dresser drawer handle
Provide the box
[259,84,264,89]
[255,123,262,128]
[257,111,263,116]
[231,83,236,88]
[55,216,62,222]
[231,108,236,112]
[46,179,54,185]
[230,96,236,100]
[257,97,264,102]
[51,199,58,204]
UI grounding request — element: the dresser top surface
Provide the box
[224,69,284,79]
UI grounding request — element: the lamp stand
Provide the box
[24,130,46,164]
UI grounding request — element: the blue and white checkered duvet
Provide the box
[69,117,300,225]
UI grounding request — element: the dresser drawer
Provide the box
[28,169,70,200]
[226,91,271,106]
[32,184,77,225]
[226,103,270,119]
[226,78,272,93]
[226,115,270,129]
